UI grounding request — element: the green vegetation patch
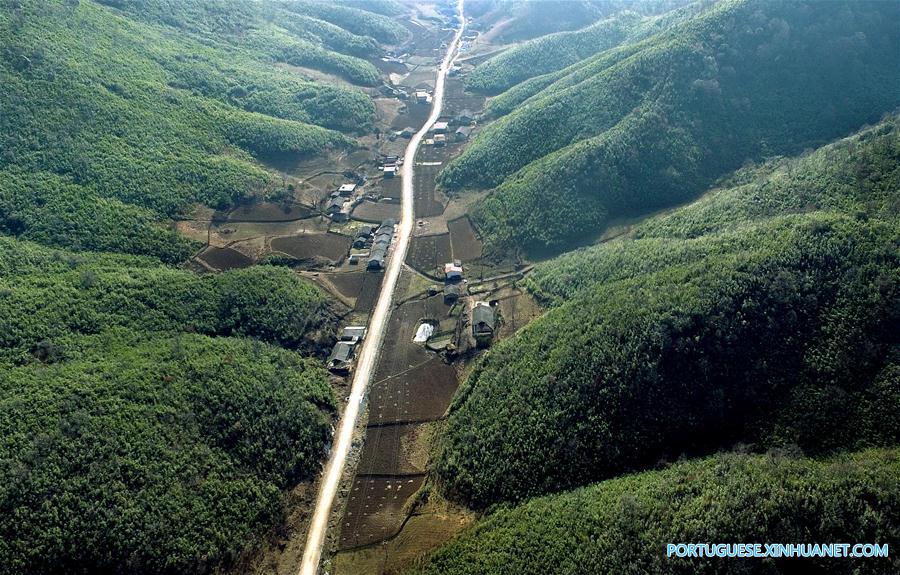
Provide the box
[0,330,336,575]
[432,119,900,508]
[444,0,900,253]
[414,449,900,575]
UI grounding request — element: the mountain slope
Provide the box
[440,0,899,253]
[0,0,393,260]
[432,119,900,507]
[414,449,900,575]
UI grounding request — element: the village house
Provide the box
[455,126,472,141]
[472,302,495,346]
[338,183,357,196]
[415,90,429,104]
[433,133,447,147]
[456,109,475,125]
[399,127,415,138]
[443,283,462,304]
[383,165,397,178]
[340,326,368,343]
[444,261,463,281]
[328,341,356,373]
[431,120,449,134]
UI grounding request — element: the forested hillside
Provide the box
[413,449,900,575]
[0,0,400,260]
[441,0,899,253]
[432,118,899,507]
[0,1,393,572]
[0,330,335,575]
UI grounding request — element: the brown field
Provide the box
[198,246,253,270]
[227,202,313,222]
[498,291,542,338]
[338,475,425,550]
[379,176,403,201]
[326,271,366,302]
[447,216,483,262]
[407,233,451,277]
[412,146,447,218]
[357,423,428,476]
[354,272,383,313]
[368,357,458,425]
[352,200,401,223]
[333,497,473,575]
[442,77,487,117]
[271,233,351,262]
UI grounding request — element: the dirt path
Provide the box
[298,3,467,574]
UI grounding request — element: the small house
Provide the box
[348,251,368,265]
[443,283,461,304]
[455,126,472,141]
[383,165,397,178]
[444,262,463,281]
[368,245,387,271]
[338,183,357,196]
[328,341,356,373]
[433,134,446,147]
[431,120,449,134]
[456,109,475,125]
[399,127,415,139]
[472,302,495,346]
[340,326,368,343]
[415,90,429,104]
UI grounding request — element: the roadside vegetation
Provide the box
[441,0,899,253]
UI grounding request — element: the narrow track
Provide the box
[298,3,466,573]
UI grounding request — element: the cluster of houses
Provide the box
[424,110,476,146]
[379,154,400,178]
[327,325,368,373]
[326,182,359,222]
[348,219,396,271]
[440,259,495,346]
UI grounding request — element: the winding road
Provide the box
[299,2,466,573]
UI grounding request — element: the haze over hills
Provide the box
[441,0,899,253]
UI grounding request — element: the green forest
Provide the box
[414,449,900,575]
[432,117,899,507]
[441,0,900,253]
[0,0,411,572]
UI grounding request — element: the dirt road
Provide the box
[298,3,466,573]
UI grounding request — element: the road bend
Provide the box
[299,2,465,573]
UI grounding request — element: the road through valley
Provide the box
[298,2,466,573]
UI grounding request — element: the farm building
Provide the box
[328,341,356,373]
[443,283,461,304]
[341,326,368,343]
[327,196,349,222]
[456,109,475,125]
[338,183,357,196]
[444,262,463,281]
[455,126,472,141]
[368,248,386,271]
[472,302,495,346]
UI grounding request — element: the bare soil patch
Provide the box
[338,476,425,550]
[407,233,451,277]
[227,202,312,222]
[447,216,482,262]
[197,246,253,270]
[271,233,351,262]
[352,200,401,223]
